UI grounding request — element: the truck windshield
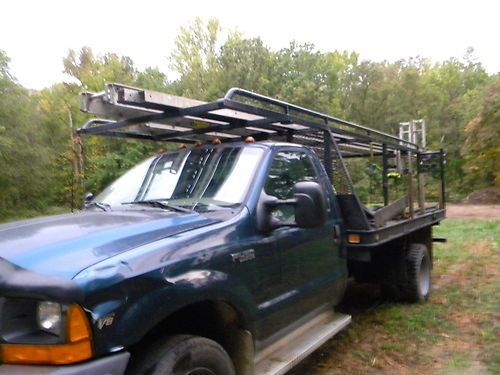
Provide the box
[94,146,264,212]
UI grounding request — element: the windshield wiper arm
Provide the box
[122,200,194,213]
[85,201,111,212]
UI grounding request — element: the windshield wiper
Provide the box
[122,200,194,214]
[85,201,111,212]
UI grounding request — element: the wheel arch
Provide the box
[128,299,254,375]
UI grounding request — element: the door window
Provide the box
[264,150,319,221]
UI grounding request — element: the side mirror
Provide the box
[294,181,327,228]
[83,192,94,208]
[257,181,327,233]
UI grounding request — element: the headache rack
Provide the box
[78,83,446,245]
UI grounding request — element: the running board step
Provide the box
[255,311,351,375]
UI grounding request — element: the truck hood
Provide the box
[0,210,218,280]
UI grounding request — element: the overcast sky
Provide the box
[1,0,498,90]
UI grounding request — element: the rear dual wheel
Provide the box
[404,243,431,302]
[381,243,432,303]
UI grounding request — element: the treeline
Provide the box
[0,18,498,219]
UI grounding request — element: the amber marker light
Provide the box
[348,234,361,244]
[0,304,93,365]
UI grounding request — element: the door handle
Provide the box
[333,224,341,244]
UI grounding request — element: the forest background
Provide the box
[0,18,498,221]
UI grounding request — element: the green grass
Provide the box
[445,352,470,372]
[418,219,499,373]
[336,218,500,374]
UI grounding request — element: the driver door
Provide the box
[261,148,342,328]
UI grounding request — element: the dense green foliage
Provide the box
[0,18,498,219]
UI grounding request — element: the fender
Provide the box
[71,208,260,354]
[86,268,256,355]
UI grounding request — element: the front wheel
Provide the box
[404,243,432,302]
[127,335,236,375]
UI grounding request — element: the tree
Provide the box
[170,17,221,99]
[420,52,488,194]
[37,83,86,209]
[136,67,169,92]
[63,47,136,90]
[341,60,391,129]
[63,47,161,195]
[270,42,333,112]
[216,34,273,96]
[462,78,500,189]
[0,50,54,213]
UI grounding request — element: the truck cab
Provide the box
[0,141,349,375]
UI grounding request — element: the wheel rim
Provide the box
[418,253,431,296]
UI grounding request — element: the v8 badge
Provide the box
[97,313,115,330]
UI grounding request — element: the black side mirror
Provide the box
[83,192,94,208]
[294,181,327,228]
[257,181,327,233]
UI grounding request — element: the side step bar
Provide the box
[255,311,351,375]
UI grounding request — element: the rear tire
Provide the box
[404,243,431,302]
[127,335,236,375]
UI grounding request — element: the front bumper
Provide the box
[0,351,130,375]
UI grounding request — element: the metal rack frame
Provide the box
[78,84,420,155]
[78,83,445,233]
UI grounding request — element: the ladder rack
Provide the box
[78,83,445,232]
[78,83,420,158]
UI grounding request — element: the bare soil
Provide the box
[466,187,500,205]
[445,204,500,219]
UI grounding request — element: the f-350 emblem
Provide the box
[231,249,255,263]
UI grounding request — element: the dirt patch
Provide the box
[446,204,500,219]
[466,187,500,204]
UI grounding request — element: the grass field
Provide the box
[290,218,500,375]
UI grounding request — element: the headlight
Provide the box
[0,299,93,365]
[37,301,63,336]
[0,299,63,344]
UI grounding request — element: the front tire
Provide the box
[127,335,236,375]
[404,243,432,302]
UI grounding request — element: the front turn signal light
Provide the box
[0,304,93,365]
[348,234,361,244]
